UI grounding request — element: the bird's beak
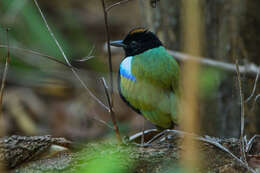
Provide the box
[110,40,127,48]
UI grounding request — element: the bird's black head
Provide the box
[111,28,162,57]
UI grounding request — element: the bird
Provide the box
[110,28,180,129]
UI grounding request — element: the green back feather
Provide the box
[120,46,180,128]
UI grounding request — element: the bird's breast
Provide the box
[119,56,136,82]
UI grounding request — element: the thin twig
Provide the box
[168,50,259,77]
[245,68,260,103]
[33,0,109,111]
[75,56,94,62]
[138,129,256,173]
[0,44,95,66]
[235,60,247,163]
[141,118,145,147]
[145,129,166,144]
[0,45,71,68]
[246,135,260,153]
[100,77,121,143]
[0,29,10,118]
[106,0,136,12]
[88,45,95,57]
[197,135,255,173]
[90,116,113,129]
[130,129,255,172]
[101,0,114,106]
[129,129,158,141]
[108,47,260,77]
[101,77,112,109]
[101,0,123,143]
[254,94,260,103]
[75,45,95,62]
[33,0,70,66]
[250,93,260,111]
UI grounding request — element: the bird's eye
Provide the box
[131,41,139,47]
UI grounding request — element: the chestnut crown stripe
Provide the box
[129,28,147,35]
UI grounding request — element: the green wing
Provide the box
[120,46,179,128]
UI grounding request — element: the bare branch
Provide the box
[198,135,255,173]
[0,45,71,68]
[90,116,113,129]
[131,129,256,173]
[74,56,95,62]
[145,129,166,144]
[245,68,260,103]
[250,93,260,111]
[168,50,260,77]
[75,45,95,62]
[100,77,112,109]
[141,118,145,147]
[106,0,136,12]
[235,60,247,163]
[101,0,122,143]
[0,29,10,119]
[108,47,260,77]
[100,77,121,143]
[101,0,114,106]
[246,135,260,153]
[254,94,260,103]
[33,0,70,66]
[129,129,158,141]
[33,0,109,111]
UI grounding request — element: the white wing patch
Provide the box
[120,56,136,82]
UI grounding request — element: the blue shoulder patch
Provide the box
[120,56,136,82]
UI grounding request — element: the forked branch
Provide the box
[33,0,109,111]
[101,0,126,143]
